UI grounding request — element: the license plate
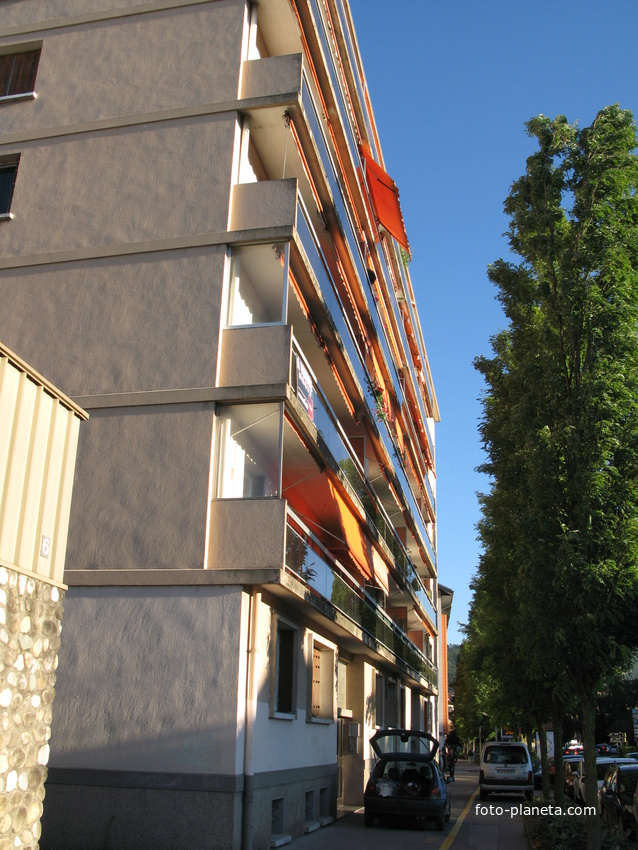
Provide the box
[497,769,515,774]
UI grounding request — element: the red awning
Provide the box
[328,480,390,595]
[359,147,410,255]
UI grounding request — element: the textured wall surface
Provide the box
[0,566,63,850]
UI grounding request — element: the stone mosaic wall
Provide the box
[0,566,63,850]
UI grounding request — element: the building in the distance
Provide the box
[0,1,446,848]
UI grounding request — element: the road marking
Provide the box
[440,787,479,850]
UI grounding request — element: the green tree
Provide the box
[475,105,638,850]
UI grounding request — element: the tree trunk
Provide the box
[582,694,601,850]
[552,709,564,806]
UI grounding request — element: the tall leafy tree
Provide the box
[475,105,638,850]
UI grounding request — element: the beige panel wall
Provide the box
[50,585,245,775]
[1,2,245,133]
[218,325,292,388]
[2,116,236,259]
[0,348,86,586]
[66,403,214,571]
[0,249,225,397]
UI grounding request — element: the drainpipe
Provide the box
[242,589,260,850]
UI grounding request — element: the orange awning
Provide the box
[359,147,410,255]
[328,479,389,596]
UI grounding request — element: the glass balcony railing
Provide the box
[300,76,404,412]
[295,196,437,574]
[308,0,359,173]
[285,514,437,688]
[291,344,435,627]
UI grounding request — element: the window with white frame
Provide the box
[226,243,288,326]
[216,403,282,499]
[308,636,334,722]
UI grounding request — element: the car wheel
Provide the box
[435,815,445,831]
[524,790,533,802]
[480,789,488,802]
[363,810,374,828]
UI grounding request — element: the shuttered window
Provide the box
[312,647,321,716]
[0,49,41,98]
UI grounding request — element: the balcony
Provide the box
[293,195,436,574]
[285,513,437,690]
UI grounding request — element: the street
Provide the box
[286,763,529,850]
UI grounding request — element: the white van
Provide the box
[479,741,534,801]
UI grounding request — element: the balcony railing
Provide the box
[291,344,435,627]
[301,76,405,411]
[295,195,436,573]
[285,513,437,688]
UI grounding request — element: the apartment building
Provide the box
[0,1,445,848]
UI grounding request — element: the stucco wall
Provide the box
[66,404,213,571]
[1,1,245,134]
[1,116,236,259]
[247,595,338,776]
[50,585,244,774]
[0,250,225,397]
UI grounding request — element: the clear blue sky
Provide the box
[349,0,638,643]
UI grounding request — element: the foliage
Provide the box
[469,105,638,850]
[447,642,461,685]
[524,810,633,850]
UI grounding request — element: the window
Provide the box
[0,49,41,99]
[271,617,297,717]
[308,637,334,721]
[216,403,282,499]
[225,244,288,326]
[0,157,19,219]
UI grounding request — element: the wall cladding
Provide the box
[0,566,63,850]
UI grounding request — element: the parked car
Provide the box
[599,763,638,833]
[572,757,638,806]
[363,730,451,831]
[564,757,584,799]
[479,741,533,801]
[596,743,617,756]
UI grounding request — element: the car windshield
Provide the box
[484,746,528,765]
[371,730,437,758]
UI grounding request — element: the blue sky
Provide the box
[349,0,638,642]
